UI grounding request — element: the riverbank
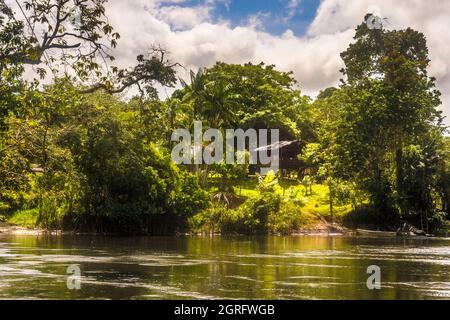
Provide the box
[0,222,51,235]
[0,221,353,237]
[1,181,355,236]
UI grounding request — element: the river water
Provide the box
[0,234,449,300]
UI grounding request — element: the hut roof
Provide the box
[253,140,298,152]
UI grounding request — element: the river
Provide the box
[0,234,449,300]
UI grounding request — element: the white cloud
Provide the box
[245,12,271,30]
[287,0,303,20]
[103,0,450,124]
[157,5,211,30]
[307,0,450,124]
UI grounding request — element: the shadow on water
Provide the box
[0,234,449,299]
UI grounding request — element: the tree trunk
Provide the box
[329,182,334,224]
[395,143,405,216]
[442,189,449,214]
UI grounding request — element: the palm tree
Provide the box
[181,69,237,128]
[180,69,239,184]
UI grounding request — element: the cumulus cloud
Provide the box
[103,0,449,124]
[157,5,211,30]
[308,0,450,123]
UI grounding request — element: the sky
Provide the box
[154,0,322,36]
[14,0,450,126]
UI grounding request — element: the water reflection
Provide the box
[0,235,449,300]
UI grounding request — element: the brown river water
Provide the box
[0,234,449,300]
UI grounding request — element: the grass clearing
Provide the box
[231,178,354,223]
[8,209,39,228]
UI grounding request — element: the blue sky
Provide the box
[106,0,450,124]
[223,0,321,35]
[161,0,321,36]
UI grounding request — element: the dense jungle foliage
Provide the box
[0,2,449,235]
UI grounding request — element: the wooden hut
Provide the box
[253,140,312,178]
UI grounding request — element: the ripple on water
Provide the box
[0,236,449,300]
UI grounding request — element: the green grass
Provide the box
[229,178,354,222]
[234,179,259,198]
[300,184,353,221]
[8,209,39,228]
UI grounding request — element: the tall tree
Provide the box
[338,15,445,219]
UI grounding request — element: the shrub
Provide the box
[343,205,400,230]
[219,192,281,235]
[269,201,315,235]
[65,110,211,235]
[426,210,448,234]
[189,205,231,234]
